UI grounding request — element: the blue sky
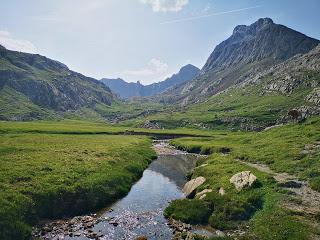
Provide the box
[0,0,319,84]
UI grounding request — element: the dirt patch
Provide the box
[236,158,320,233]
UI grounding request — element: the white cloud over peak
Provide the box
[124,58,168,77]
[140,0,188,12]
[0,31,37,53]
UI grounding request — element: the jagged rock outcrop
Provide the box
[281,106,320,123]
[248,45,320,123]
[258,45,320,94]
[138,120,161,129]
[306,88,320,104]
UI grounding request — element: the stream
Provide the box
[32,140,204,240]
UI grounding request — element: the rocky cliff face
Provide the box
[0,45,114,120]
[157,18,319,104]
[254,44,320,94]
[202,18,319,72]
[102,64,199,99]
[251,44,320,122]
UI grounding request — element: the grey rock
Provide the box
[230,171,257,191]
[195,189,212,199]
[182,177,206,198]
[218,187,226,196]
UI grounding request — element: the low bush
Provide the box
[164,199,212,224]
[310,176,320,192]
[208,192,263,230]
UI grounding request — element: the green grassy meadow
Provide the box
[0,117,319,239]
[165,117,320,239]
[124,74,318,130]
[0,125,156,239]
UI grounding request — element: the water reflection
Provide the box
[88,154,198,240]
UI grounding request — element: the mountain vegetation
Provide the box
[0,45,115,121]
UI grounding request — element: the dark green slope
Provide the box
[0,45,114,120]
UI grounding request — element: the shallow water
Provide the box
[35,142,198,240]
[88,154,198,240]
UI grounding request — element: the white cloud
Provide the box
[0,30,37,53]
[140,0,188,12]
[123,58,168,77]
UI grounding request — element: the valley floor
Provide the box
[0,118,319,240]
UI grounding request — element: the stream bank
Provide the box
[32,140,212,240]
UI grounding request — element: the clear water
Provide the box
[64,153,198,240]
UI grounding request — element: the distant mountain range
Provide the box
[157,18,319,104]
[101,64,200,98]
[0,45,114,120]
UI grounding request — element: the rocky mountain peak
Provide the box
[202,18,319,73]
[233,18,274,36]
[253,17,274,29]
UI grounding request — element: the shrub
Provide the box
[310,177,320,192]
[208,193,263,230]
[164,199,213,224]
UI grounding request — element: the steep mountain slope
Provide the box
[141,44,320,130]
[0,45,114,120]
[157,18,319,105]
[101,64,199,98]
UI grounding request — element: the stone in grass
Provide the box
[230,171,257,191]
[218,187,225,196]
[195,189,212,200]
[216,230,226,237]
[183,177,206,198]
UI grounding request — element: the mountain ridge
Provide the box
[142,44,320,131]
[0,45,115,120]
[101,64,199,98]
[156,18,319,105]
